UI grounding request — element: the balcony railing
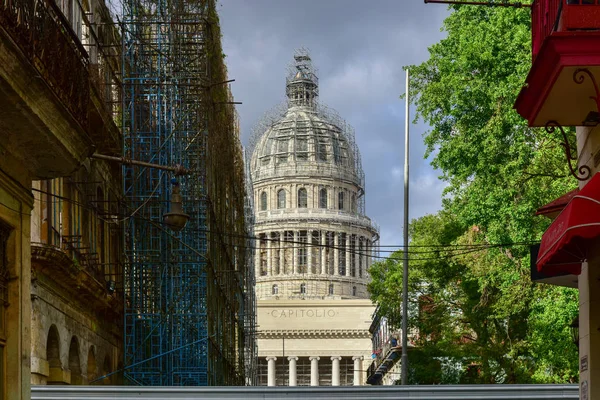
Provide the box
[0,0,89,128]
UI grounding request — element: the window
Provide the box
[297,188,307,208]
[319,188,327,209]
[351,194,357,213]
[296,139,308,161]
[260,192,267,211]
[317,141,327,162]
[272,285,278,295]
[300,283,306,294]
[338,191,344,210]
[277,189,286,209]
[353,286,357,297]
[328,284,334,295]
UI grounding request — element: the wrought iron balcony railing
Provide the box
[0,0,89,129]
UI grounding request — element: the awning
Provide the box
[537,173,600,276]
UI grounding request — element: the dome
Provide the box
[250,52,364,191]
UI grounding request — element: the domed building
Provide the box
[250,50,379,386]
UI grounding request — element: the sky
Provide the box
[218,0,450,249]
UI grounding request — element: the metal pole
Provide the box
[91,153,191,175]
[401,68,410,385]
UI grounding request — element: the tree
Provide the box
[369,3,579,384]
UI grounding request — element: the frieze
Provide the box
[258,329,370,339]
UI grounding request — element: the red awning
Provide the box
[537,173,600,276]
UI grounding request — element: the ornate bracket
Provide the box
[545,121,591,181]
[574,68,600,115]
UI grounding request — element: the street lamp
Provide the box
[163,180,190,231]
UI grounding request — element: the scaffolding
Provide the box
[121,0,254,386]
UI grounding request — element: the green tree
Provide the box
[369,3,579,384]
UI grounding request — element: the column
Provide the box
[320,231,327,274]
[267,356,277,387]
[354,235,360,278]
[366,239,371,269]
[331,356,341,386]
[255,235,261,278]
[362,238,367,278]
[352,356,363,386]
[266,232,272,276]
[288,356,298,386]
[307,231,313,274]
[309,356,320,386]
[345,234,351,277]
[279,231,285,275]
[333,232,339,276]
[293,230,299,274]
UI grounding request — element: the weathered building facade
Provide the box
[250,50,379,386]
[0,0,122,395]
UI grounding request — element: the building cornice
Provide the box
[258,329,370,339]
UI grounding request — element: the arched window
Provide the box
[297,188,307,208]
[328,284,334,295]
[260,192,267,211]
[352,286,357,297]
[277,189,286,209]
[338,191,345,210]
[319,188,327,209]
[272,284,278,295]
[300,283,306,294]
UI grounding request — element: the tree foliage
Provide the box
[369,4,579,384]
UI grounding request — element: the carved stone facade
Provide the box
[250,50,378,386]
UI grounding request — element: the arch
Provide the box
[260,191,267,211]
[272,284,278,295]
[297,188,307,208]
[300,283,306,295]
[46,325,61,369]
[277,189,286,209]
[319,188,327,209]
[328,284,334,295]
[338,191,345,210]
[352,286,357,297]
[68,336,82,384]
[87,346,97,383]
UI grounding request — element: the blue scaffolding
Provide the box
[121,0,210,386]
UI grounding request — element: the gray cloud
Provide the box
[219,0,450,250]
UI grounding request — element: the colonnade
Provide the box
[255,230,373,278]
[265,355,364,386]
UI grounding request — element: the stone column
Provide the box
[362,238,367,278]
[288,356,298,386]
[352,356,363,386]
[333,233,339,276]
[354,235,360,278]
[267,356,277,387]
[255,236,262,278]
[309,356,320,386]
[266,232,272,276]
[331,356,341,386]
[321,231,327,274]
[279,231,285,275]
[345,234,351,277]
[293,230,299,274]
[307,231,313,274]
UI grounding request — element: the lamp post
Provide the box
[401,67,410,385]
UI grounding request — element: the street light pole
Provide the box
[401,67,410,385]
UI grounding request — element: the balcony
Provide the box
[0,0,121,179]
[514,0,600,127]
[256,208,380,233]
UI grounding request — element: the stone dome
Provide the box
[249,50,378,301]
[250,54,364,192]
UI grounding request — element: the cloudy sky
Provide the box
[218,0,450,249]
